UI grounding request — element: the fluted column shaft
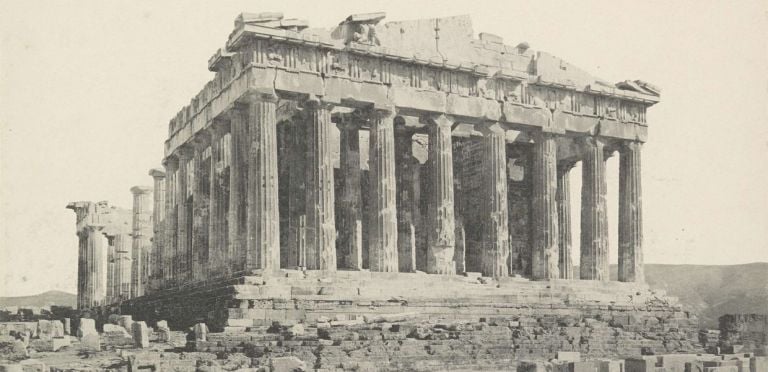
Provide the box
[480,123,509,277]
[113,233,132,300]
[191,136,211,281]
[149,169,165,292]
[287,115,307,268]
[426,115,456,274]
[106,239,115,303]
[246,96,280,271]
[228,108,247,275]
[532,133,560,280]
[176,149,193,284]
[77,232,87,308]
[619,141,644,282]
[304,101,336,270]
[163,159,178,288]
[130,186,152,297]
[580,137,609,280]
[209,126,226,278]
[369,110,399,272]
[85,225,106,307]
[556,163,574,279]
[338,117,363,270]
[395,132,418,273]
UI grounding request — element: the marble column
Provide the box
[113,233,132,300]
[618,141,644,282]
[426,115,456,274]
[130,186,152,298]
[162,157,178,288]
[556,162,575,280]
[245,95,280,271]
[580,137,609,281]
[304,99,336,270]
[149,168,166,292]
[228,107,247,275]
[369,110,399,272]
[337,115,363,270]
[85,224,106,307]
[191,133,211,281]
[106,238,115,303]
[395,131,418,273]
[532,132,559,280]
[76,231,87,308]
[209,123,227,278]
[287,113,307,268]
[176,147,193,284]
[480,122,509,277]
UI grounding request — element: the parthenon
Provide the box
[69,12,660,327]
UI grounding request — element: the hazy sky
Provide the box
[1,0,766,297]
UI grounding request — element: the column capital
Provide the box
[531,130,561,142]
[299,95,334,111]
[176,145,195,160]
[577,135,608,150]
[162,155,179,170]
[148,168,166,179]
[211,119,230,136]
[130,185,153,196]
[619,140,643,153]
[192,130,211,149]
[557,160,578,174]
[243,91,279,104]
[421,113,454,128]
[476,121,505,135]
[84,224,105,233]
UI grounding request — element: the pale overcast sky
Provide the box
[1,0,766,296]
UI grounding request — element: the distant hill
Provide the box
[0,290,76,308]
[637,263,768,329]
[0,263,764,328]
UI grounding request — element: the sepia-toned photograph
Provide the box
[1,1,766,370]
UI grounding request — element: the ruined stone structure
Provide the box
[141,11,655,289]
[66,201,132,308]
[66,15,697,360]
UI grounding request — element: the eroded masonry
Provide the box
[68,13,692,347]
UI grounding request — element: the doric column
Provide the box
[85,224,106,307]
[287,113,307,268]
[304,99,336,270]
[176,147,193,284]
[618,141,644,282]
[77,231,87,308]
[395,131,418,273]
[191,133,211,281]
[369,109,399,272]
[531,132,559,280]
[208,123,227,278]
[337,114,363,270]
[245,95,280,271]
[579,137,609,281]
[479,122,509,277]
[107,238,116,303]
[162,157,178,288]
[149,168,166,292]
[228,107,247,275]
[425,114,456,274]
[113,233,132,300]
[556,162,575,280]
[130,186,152,298]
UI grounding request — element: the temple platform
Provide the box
[99,271,696,334]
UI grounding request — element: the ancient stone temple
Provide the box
[70,13,698,358]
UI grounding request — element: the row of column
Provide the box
[152,97,644,287]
